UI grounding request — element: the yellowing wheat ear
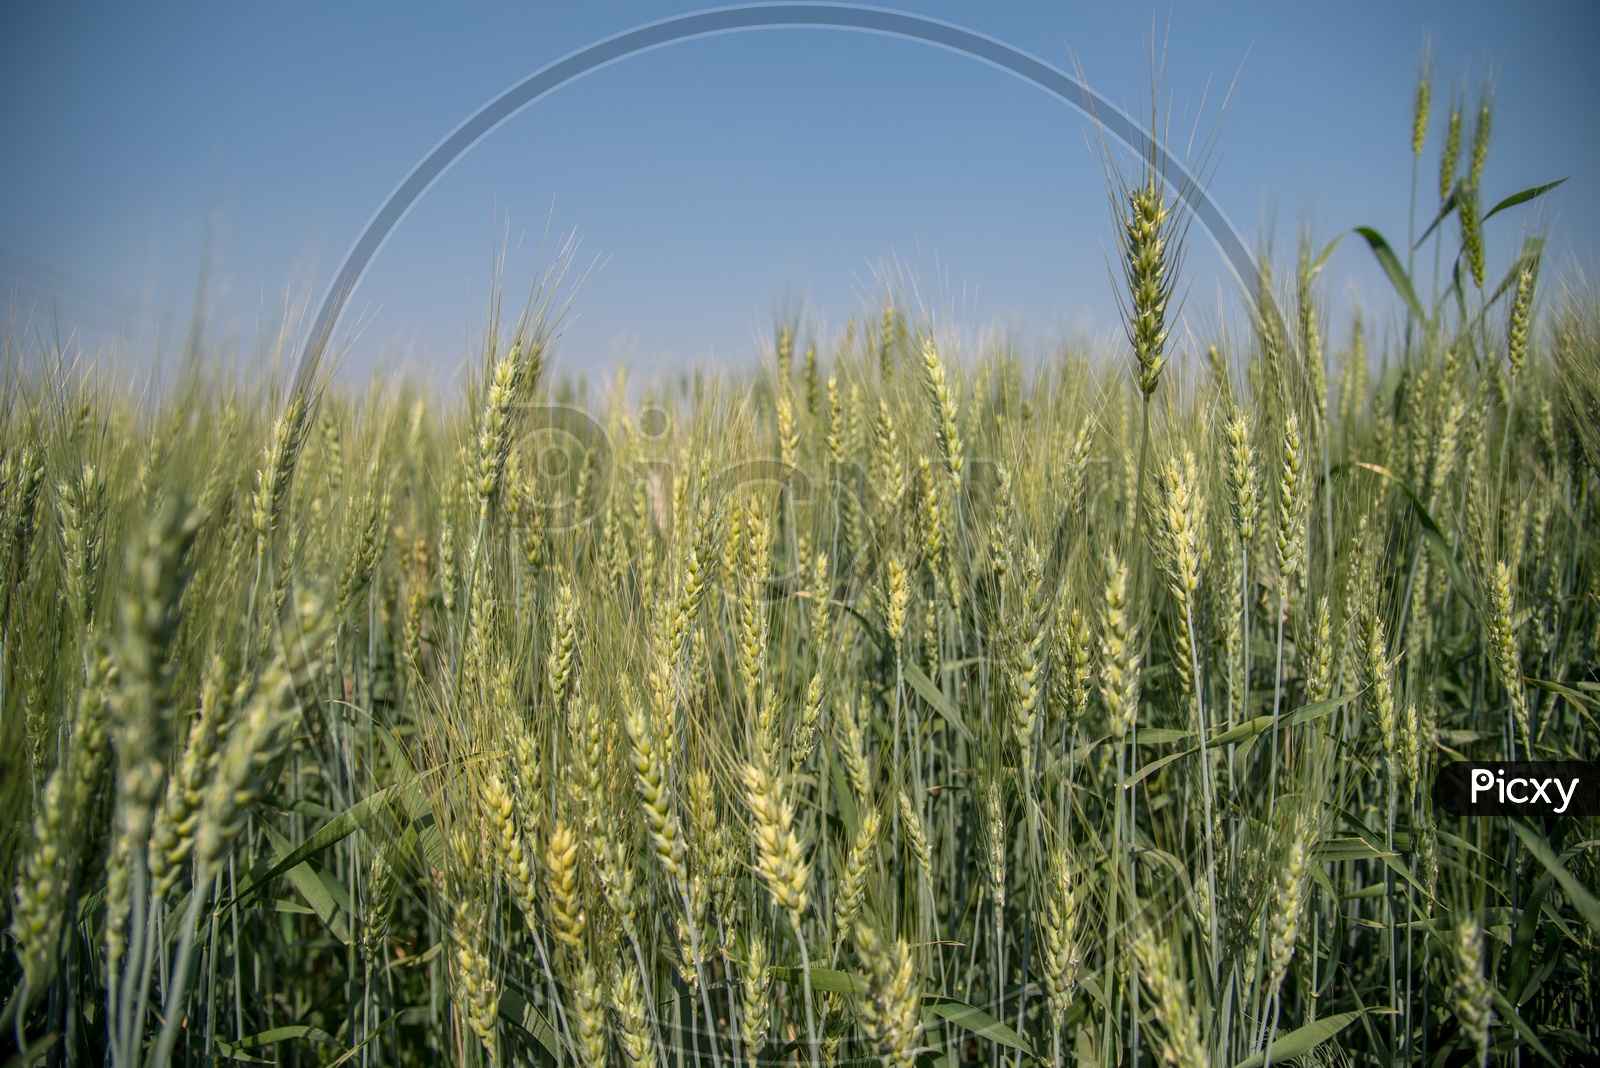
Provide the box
[1040,846,1081,1034]
[611,961,657,1068]
[897,789,932,881]
[10,767,69,999]
[544,820,585,949]
[624,700,686,883]
[838,695,872,808]
[148,658,230,898]
[1365,611,1398,771]
[568,962,609,1068]
[546,581,579,713]
[918,338,965,495]
[482,773,537,929]
[1439,89,1463,201]
[833,809,879,939]
[1099,550,1140,744]
[1276,412,1307,589]
[252,392,310,562]
[198,605,324,885]
[11,650,112,1000]
[1134,929,1206,1068]
[1157,452,1203,696]
[741,753,809,921]
[452,902,500,1065]
[853,922,923,1068]
[1508,261,1536,380]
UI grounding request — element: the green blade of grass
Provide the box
[498,985,564,1062]
[772,965,869,997]
[902,658,973,742]
[1125,747,1191,788]
[1230,1010,1363,1068]
[215,1025,343,1055]
[260,824,351,944]
[1413,185,1460,249]
[922,998,1034,1057]
[1354,227,1427,323]
[1491,988,1563,1067]
[231,777,419,908]
[325,1012,405,1068]
[1508,871,1557,1002]
[1482,177,1568,224]
[1350,461,1472,601]
[1488,237,1546,307]
[1511,819,1600,932]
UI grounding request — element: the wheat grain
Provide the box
[1121,178,1175,397]
[1439,92,1462,202]
[1133,929,1206,1068]
[897,789,932,883]
[741,751,809,922]
[1412,57,1432,158]
[1487,560,1531,754]
[833,809,879,939]
[610,959,656,1068]
[1039,846,1081,1032]
[853,922,922,1068]
[1099,550,1140,743]
[1450,914,1492,1067]
[1508,262,1536,379]
[918,339,965,494]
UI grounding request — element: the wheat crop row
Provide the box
[3,63,1598,1068]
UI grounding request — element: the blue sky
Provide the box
[2,1,1595,386]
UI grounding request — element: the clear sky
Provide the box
[2,1,1596,387]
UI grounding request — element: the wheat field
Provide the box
[3,68,1599,1068]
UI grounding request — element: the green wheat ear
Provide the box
[1098,549,1139,744]
[1451,914,1493,1066]
[853,921,923,1068]
[1411,46,1433,158]
[1122,178,1176,397]
[1508,261,1536,378]
[1134,928,1207,1068]
[1439,90,1462,202]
